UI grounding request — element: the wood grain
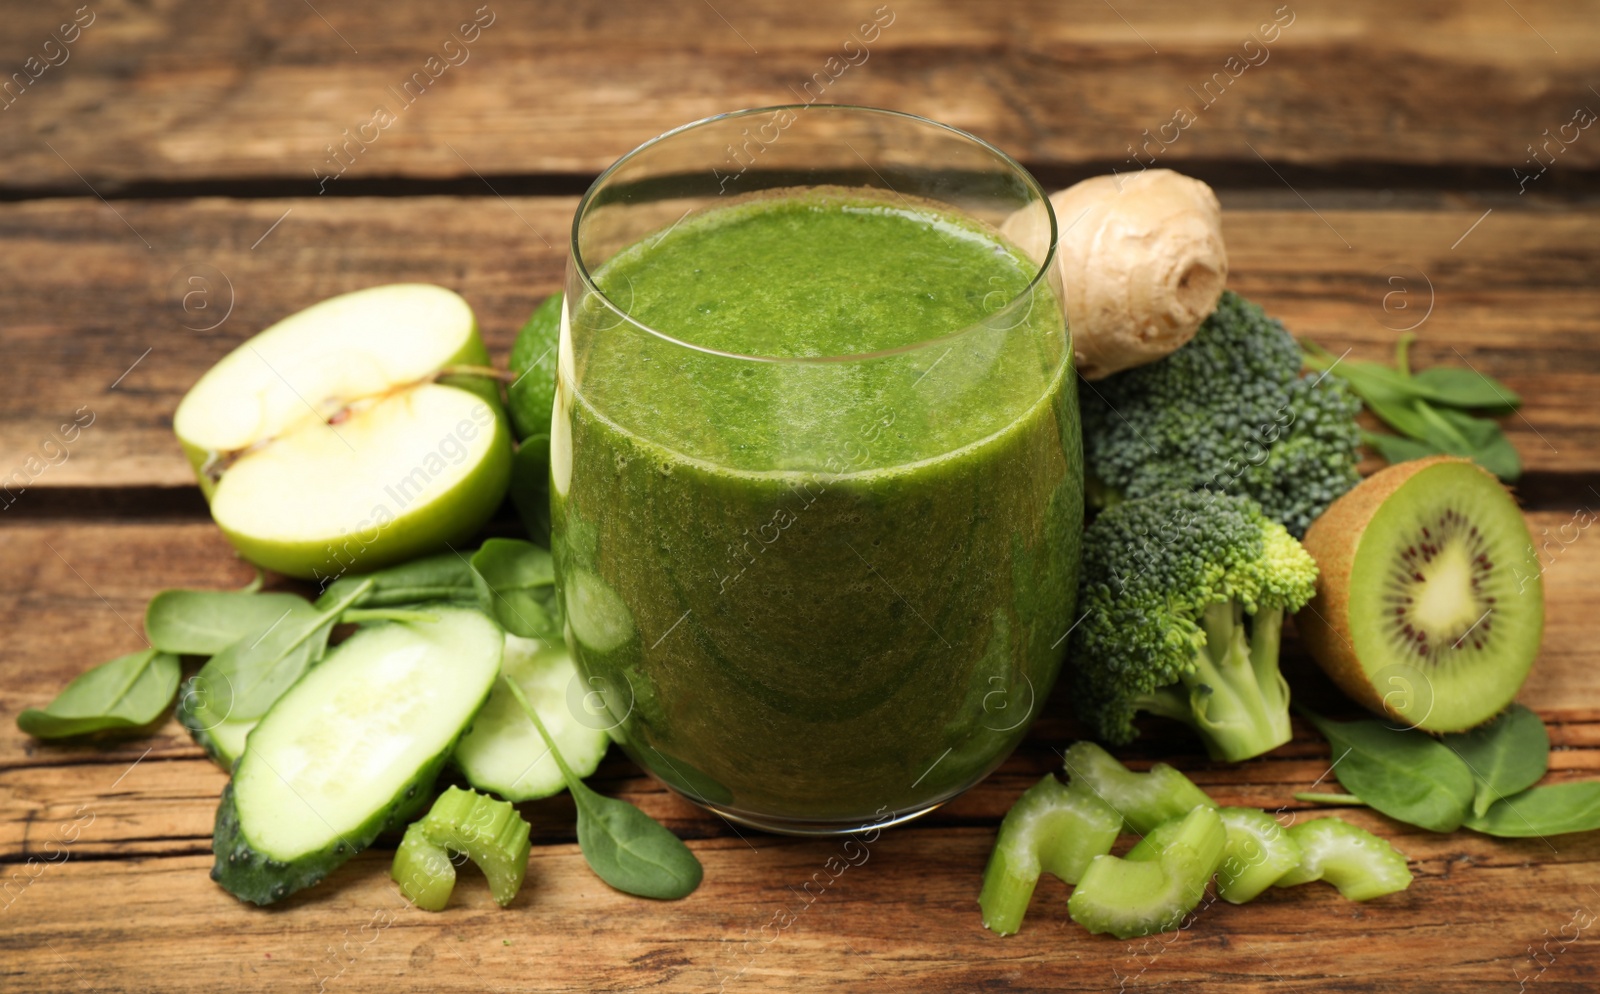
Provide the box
[1,0,1598,189]
[3,508,1598,992]
[2,198,1599,494]
[5,4,1600,988]
[2,819,1597,992]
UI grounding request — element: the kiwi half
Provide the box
[1297,456,1543,732]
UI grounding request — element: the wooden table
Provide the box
[4,1,1599,990]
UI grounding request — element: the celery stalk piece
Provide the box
[392,824,457,912]
[391,786,532,910]
[1061,741,1214,833]
[1068,805,1226,939]
[1214,807,1304,904]
[979,774,1122,935]
[1273,818,1412,901]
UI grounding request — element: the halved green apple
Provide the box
[174,284,512,581]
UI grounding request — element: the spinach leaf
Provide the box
[315,552,477,611]
[1300,710,1475,832]
[1360,430,1441,466]
[17,649,180,739]
[192,579,373,724]
[503,677,702,899]
[1410,366,1521,412]
[1463,782,1600,838]
[1442,704,1549,818]
[145,590,310,656]
[471,539,561,640]
[1433,407,1522,481]
[509,436,552,546]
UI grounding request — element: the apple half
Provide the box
[174,284,512,581]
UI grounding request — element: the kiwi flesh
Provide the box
[1297,456,1543,732]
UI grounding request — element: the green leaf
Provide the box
[507,293,563,441]
[1360,430,1443,466]
[1317,354,1517,412]
[510,436,552,546]
[503,677,702,900]
[1442,704,1550,819]
[1463,782,1600,838]
[1411,401,1477,453]
[1348,378,1436,440]
[314,552,477,611]
[145,590,311,656]
[192,579,373,724]
[1410,366,1521,412]
[471,538,561,640]
[17,649,181,739]
[1431,407,1522,481]
[1300,710,1476,832]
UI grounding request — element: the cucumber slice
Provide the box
[453,635,609,801]
[211,606,502,905]
[176,675,254,769]
[564,568,635,653]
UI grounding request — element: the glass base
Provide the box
[697,798,948,838]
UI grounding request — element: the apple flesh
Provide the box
[174,284,512,581]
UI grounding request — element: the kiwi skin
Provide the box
[1295,455,1541,732]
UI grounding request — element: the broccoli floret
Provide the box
[1081,290,1362,537]
[1070,491,1318,762]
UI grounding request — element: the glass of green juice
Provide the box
[552,105,1081,835]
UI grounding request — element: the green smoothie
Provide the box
[553,187,1081,827]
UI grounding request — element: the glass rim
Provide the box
[568,104,1059,365]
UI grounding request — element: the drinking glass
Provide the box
[551,105,1081,835]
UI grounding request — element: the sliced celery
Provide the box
[392,786,532,910]
[979,774,1122,935]
[1215,807,1303,904]
[1061,741,1214,833]
[392,826,457,912]
[1273,818,1412,901]
[1068,805,1225,939]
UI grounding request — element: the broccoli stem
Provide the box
[1167,601,1294,763]
[979,774,1122,936]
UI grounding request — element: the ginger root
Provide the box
[1002,169,1227,380]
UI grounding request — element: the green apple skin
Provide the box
[213,395,513,582]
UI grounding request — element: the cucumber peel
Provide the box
[176,675,254,770]
[392,786,532,910]
[211,607,503,905]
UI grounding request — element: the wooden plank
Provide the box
[1,817,1596,992]
[1,1,1597,188]
[2,197,1598,492]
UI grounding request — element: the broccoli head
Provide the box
[1080,290,1362,537]
[1070,490,1318,762]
